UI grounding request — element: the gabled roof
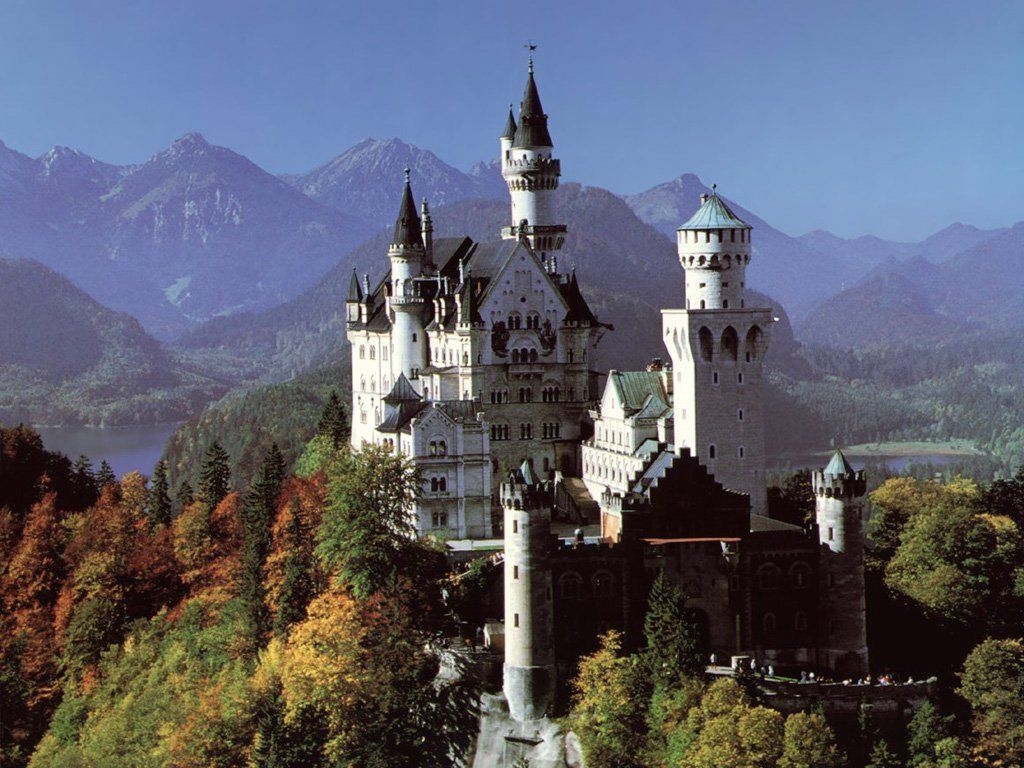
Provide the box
[609,370,670,416]
[678,190,750,231]
[824,449,855,477]
[513,66,553,149]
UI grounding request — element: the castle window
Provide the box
[514,613,519,628]
[369,346,375,360]
[520,423,533,440]
[790,563,811,589]
[723,299,729,308]
[559,572,583,599]
[712,371,719,385]
[412,333,417,342]
[432,510,448,528]
[827,573,835,588]
[700,300,706,309]
[593,571,614,597]
[738,409,744,421]
[430,478,438,492]
[543,457,550,472]
[513,519,518,533]
[722,326,738,360]
[462,352,468,365]
[383,347,388,360]
[438,440,447,456]
[757,564,780,590]
[359,345,365,359]
[429,441,437,456]
[763,612,777,634]
[513,565,519,580]
[512,349,520,363]
[360,411,367,424]
[738,446,745,459]
[708,444,716,460]
[529,348,538,363]
[699,327,714,361]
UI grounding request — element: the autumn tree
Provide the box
[779,711,845,768]
[959,637,1024,765]
[568,630,648,768]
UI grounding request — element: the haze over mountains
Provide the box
[1,131,1021,408]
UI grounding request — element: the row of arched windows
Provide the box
[698,325,763,362]
[507,312,542,330]
[428,440,447,456]
[756,562,812,590]
[428,477,448,493]
[511,348,539,364]
[558,570,615,599]
[762,611,808,634]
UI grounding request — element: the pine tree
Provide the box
[148,459,173,527]
[643,571,703,687]
[71,454,98,508]
[317,390,347,447]
[96,460,116,489]
[275,501,313,636]
[240,446,286,650]
[865,739,900,768]
[176,479,194,510]
[198,441,231,509]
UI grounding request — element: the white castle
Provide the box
[347,60,869,723]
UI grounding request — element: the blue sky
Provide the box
[0,0,1021,240]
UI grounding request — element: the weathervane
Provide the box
[524,41,537,72]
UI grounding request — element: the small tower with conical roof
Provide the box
[388,169,428,383]
[345,268,363,327]
[813,449,869,676]
[502,460,555,721]
[662,188,773,515]
[500,57,566,257]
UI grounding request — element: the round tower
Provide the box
[500,58,566,255]
[662,188,772,515]
[502,460,555,722]
[388,169,428,382]
[813,449,869,677]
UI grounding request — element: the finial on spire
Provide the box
[712,183,717,192]
[524,41,537,74]
[404,165,411,184]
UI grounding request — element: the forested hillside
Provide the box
[0,259,225,426]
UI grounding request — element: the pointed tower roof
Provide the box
[501,104,517,140]
[459,272,484,326]
[383,372,421,404]
[392,168,423,248]
[513,62,553,148]
[824,449,855,477]
[678,187,750,231]
[519,459,538,486]
[346,269,362,302]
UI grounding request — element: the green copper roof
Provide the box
[678,190,750,231]
[824,449,855,476]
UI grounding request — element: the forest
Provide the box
[4,399,1024,767]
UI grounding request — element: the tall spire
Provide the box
[513,61,553,148]
[391,167,422,248]
[347,268,362,301]
[502,103,517,140]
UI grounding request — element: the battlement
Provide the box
[812,469,867,499]
[502,156,561,176]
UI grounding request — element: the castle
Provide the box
[346,60,869,722]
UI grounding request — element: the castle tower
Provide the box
[502,460,555,721]
[388,169,428,382]
[813,449,869,677]
[662,189,772,515]
[500,58,566,258]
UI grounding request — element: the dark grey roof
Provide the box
[377,400,426,434]
[346,269,362,302]
[435,400,480,422]
[513,69,553,148]
[392,175,423,248]
[383,372,421,404]
[561,270,597,325]
[502,106,517,140]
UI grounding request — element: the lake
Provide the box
[34,423,181,479]
[770,452,969,475]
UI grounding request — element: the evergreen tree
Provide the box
[907,700,953,767]
[240,446,286,649]
[148,460,173,528]
[176,479,194,510]
[96,460,116,489]
[865,739,900,768]
[71,454,98,508]
[317,390,347,448]
[198,441,231,509]
[643,571,703,687]
[275,501,313,637]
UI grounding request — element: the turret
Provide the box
[388,170,428,381]
[662,186,772,515]
[676,186,752,312]
[421,198,434,270]
[345,268,362,327]
[500,58,566,254]
[502,460,555,721]
[813,449,869,677]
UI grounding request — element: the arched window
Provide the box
[738,446,745,459]
[359,345,365,359]
[790,562,812,589]
[745,325,764,361]
[560,572,583,599]
[721,326,738,361]
[512,349,520,364]
[430,478,439,492]
[757,564,780,590]
[708,444,717,460]
[738,409,744,421]
[438,477,447,492]
[369,346,375,360]
[593,571,614,597]
[529,348,538,363]
[698,327,714,361]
